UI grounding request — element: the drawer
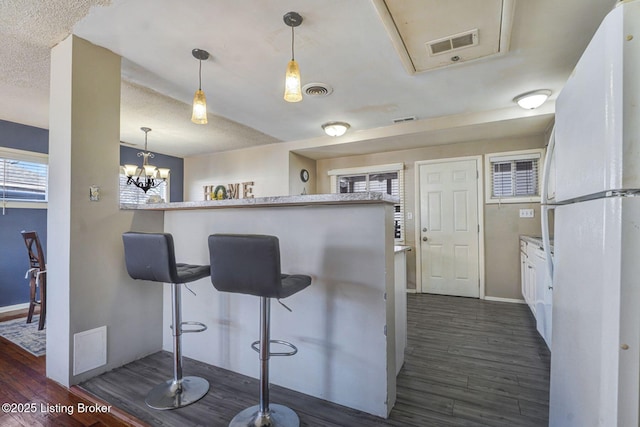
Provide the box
[520,239,527,254]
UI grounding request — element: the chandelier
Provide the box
[123,127,169,193]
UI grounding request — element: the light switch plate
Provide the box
[519,209,534,218]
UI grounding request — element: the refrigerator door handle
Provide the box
[541,205,554,286]
[541,125,556,282]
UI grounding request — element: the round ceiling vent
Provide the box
[303,82,333,97]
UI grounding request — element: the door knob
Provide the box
[422,237,428,242]
[422,227,427,232]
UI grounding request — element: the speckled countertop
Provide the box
[121,192,399,211]
[521,235,554,250]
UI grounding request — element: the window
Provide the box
[119,172,169,204]
[485,149,543,203]
[328,163,405,242]
[0,148,48,206]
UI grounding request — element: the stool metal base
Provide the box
[229,404,299,427]
[145,376,209,410]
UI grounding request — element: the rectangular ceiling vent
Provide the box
[426,29,478,56]
[393,116,417,124]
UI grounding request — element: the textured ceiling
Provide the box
[0,0,618,158]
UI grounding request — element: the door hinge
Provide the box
[478,224,480,233]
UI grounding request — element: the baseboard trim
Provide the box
[484,296,526,304]
[0,303,30,313]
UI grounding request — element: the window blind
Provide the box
[0,158,48,201]
[336,170,404,240]
[492,162,513,197]
[492,158,538,198]
[514,160,538,196]
[119,173,168,204]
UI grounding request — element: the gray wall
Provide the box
[0,119,48,308]
[0,120,184,309]
[47,35,166,386]
[316,134,546,300]
[120,145,184,203]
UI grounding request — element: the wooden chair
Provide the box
[21,231,46,330]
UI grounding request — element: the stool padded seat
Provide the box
[208,233,311,426]
[123,232,210,284]
[121,231,210,410]
[176,263,212,283]
[279,274,313,299]
[208,234,311,299]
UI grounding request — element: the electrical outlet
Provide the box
[519,209,534,218]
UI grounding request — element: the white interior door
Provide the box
[418,159,480,297]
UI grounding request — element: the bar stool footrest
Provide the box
[251,339,298,356]
[170,321,207,333]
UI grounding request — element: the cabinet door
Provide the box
[527,260,537,315]
[521,250,527,298]
[533,248,552,349]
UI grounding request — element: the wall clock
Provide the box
[300,169,310,182]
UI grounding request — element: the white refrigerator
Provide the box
[541,1,640,426]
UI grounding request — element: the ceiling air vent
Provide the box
[302,82,333,97]
[393,116,417,124]
[426,29,478,56]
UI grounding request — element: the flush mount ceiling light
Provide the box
[123,127,170,193]
[191,48,210,124]
[514,89,551,110]
[322,122,350,137]
[283,11,303,102]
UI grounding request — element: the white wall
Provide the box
[185,144,291,201]
[164,202,396,417]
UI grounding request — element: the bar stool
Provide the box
[208,234,312,427]
[122,232,210,410]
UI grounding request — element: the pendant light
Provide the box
[283,12,303,102]
[191,48,210,124]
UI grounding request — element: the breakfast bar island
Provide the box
[121,193,400,417]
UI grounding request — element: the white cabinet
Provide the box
[532,247,552,349]
[520,236,553,350]
[394,246,409,376]
[520,239,536,315]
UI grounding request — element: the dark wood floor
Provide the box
[0,308,140,427]
[79,294,551,426]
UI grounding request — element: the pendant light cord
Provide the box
[198,59,202,90]
[291,26,295,61]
